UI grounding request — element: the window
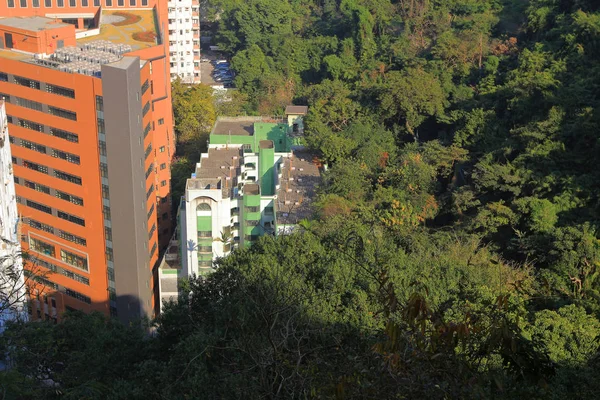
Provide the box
[148,223,156,239]
[99,141,107,156]
[145,163,154,179]
[95,96,103,112]
[28,219,54,234]
[160,163,166,170]
[82,0,87,4]
[144,143,152,159]
[29,237,55,257]
[246,220,260,226]
[106,248,113,261]
[20,140,47,154]
[48,106,77,121]
[57,211,85,226]
[117,0,123,5]
[245,206,259,213]
[57,0,63,6]
[142,101,150,117]
[49,127,78,143]
[264,207,274,215]
[141,79,149,94]
[158,118,164,125]
[7,0,14,7]
[105,227,112,241]
[46,84,74,98]
[103,206,111,221]
[150,242,157,257]
[52,149,80,164]
[147,203,155,219]
[100,163,108,178]
[61,269,89,285]
[15,97,42,112]
[58,230,87,246]
[19,0,26,7]
[45,0,52,6]
[54,170,82,185]
[33,0,39,6]
[159,146,165,153]
[65,289,91,304]
[26,200,52,214]
[197,246,212,253]
[55,191,84,206]
[23,160,48,174]
[105,0,111,5]
[61,250,88,271]
[146,185,154,199]
[13,76,40,89]
[197,231,211,238]
[18,118,43,132]
[160,180,167,187]
[102,184,110,199]
[24,180,50,194]
[143,122,151,138]
[69,0,75,6]
[94,0,99,5]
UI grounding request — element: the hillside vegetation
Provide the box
[3,1,600,398]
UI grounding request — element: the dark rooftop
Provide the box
[277,150,322,222]
[259,140,274,149]
[285,105,308,115]
[212,120,255,136]
[244,183,260,195]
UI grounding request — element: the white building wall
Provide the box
[168,0,201,83]
[0,101,25,331]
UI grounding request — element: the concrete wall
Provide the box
[101,57,152,323]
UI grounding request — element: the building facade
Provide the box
[0,3,175,323]
[159,108,320,308]
[167,0,201,83]
[0,100,26,331]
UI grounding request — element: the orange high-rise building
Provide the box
[0,2,175,323]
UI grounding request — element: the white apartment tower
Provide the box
[168,0,201,83]
[0,100,25,331]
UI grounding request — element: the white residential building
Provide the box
[168,0,201,83]
[158,107,317,309]
[0,100,25,331]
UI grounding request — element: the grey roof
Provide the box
[212,120,255,136]
[277,150,321,222]
[285,105,308,115]
[0,17,70,31]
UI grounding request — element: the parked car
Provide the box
[200,57,210,63]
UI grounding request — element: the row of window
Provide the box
[30,237,89,271]
[65,289,91,304]
[2,94,77,121]
[16,177,83,206]
[35,258,89,285]
[19,158,82,185]
[27,219,86,246]
[21,197,86,227]
[11,137,80,164]
[9,73,75,99]
[6,0,148,7]
[7,115,79,143]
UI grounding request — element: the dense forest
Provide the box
[3,0,600,398]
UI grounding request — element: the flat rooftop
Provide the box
[0,10,158,65]
[78,10,159,50]
[0,16,70,31]
[277,150,322,222]
[211,116,287,136]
